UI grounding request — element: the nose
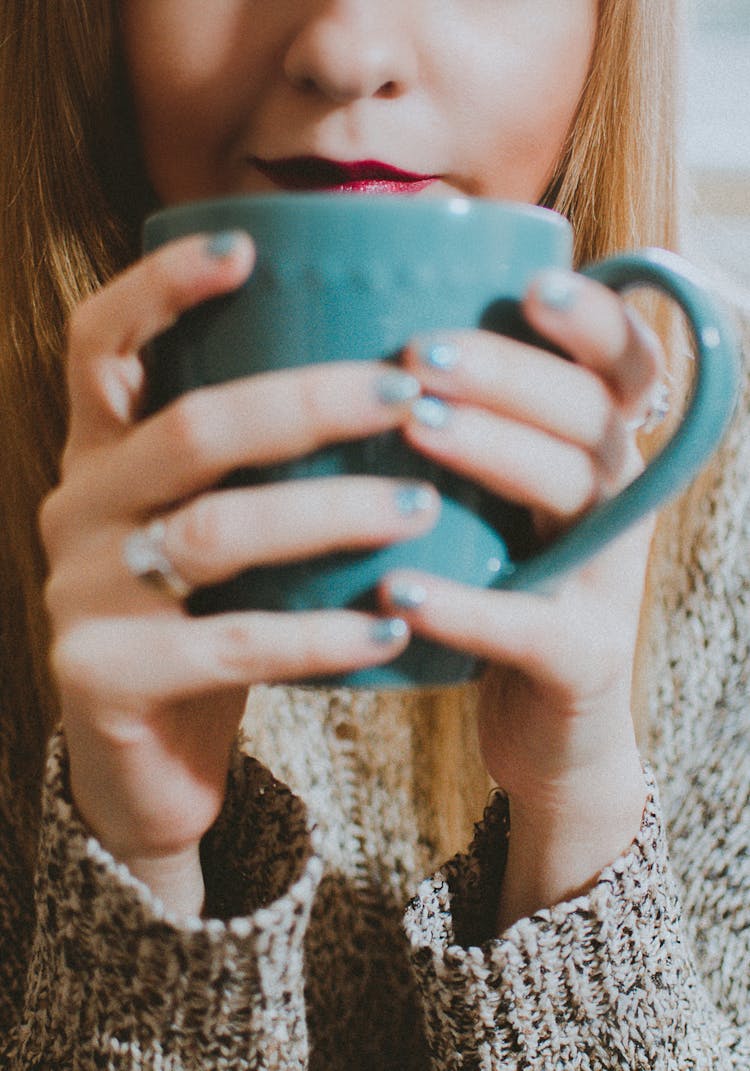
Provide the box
[283,1,416,104]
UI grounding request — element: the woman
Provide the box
[1,1,747,1067]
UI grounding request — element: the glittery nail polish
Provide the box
[206,231,243,258]
[412,396,451,429]
[535,269,580,312]
[395,484,435,516]
[419,339,460,371]
[371,618,410,645]
[387,583,428,611]
[375,370,421,405]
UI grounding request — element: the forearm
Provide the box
[407,770,738,1070]
[123,845,206,918]
[497,747,648,931]
[7,733,320,1069]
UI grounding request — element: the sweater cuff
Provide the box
[405,769,720,1068]
[17,733,321,1070]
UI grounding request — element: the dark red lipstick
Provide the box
[252,156,439,194]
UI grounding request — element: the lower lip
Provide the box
[320,178,437,195]
[251,160,438,195]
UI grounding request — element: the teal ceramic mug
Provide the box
[143,194,739,688]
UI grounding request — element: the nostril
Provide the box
[283,23,414,105]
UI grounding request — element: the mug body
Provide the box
[143,194,573,687]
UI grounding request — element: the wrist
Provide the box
[496,753,647,932]
[122,845,206,919]
[506,741,647,825]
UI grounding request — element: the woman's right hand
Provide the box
[40,233,438,914]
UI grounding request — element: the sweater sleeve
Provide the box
[3,733,322,1070]
[404,770,750,1070]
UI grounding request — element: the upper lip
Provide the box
[251,155,439,190]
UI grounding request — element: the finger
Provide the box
[379,570,571,685]
[51,611,410,705]
[51,363,421,525]
[522,270,664,421]
[377,570,631,696]
[45,478,440,616]
[402,330,628,475]
[402,330,620,451]
[404,398,609,520]
[65,232,255,456]
[158,477,439,587]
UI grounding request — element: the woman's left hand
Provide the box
[379,270,663,925]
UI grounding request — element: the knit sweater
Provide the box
[2,311,750,1069]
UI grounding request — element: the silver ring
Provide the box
[122,520,192,601]
[627,381,670,434]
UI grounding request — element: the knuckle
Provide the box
[38,486,67,552]
[212,614,352,683]
[575,285,632,367]
[142,251,184,316]
[164,393,222,467]
[585,379,618,443]
[50,626,96,695]
[214,619,264,679]
[594,408,629,478]
[43,570,68,623]
[552,451,598,517]
[173,497,227,563]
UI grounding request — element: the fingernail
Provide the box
[206,230,244,259]
[375,370,421,406]
[412,396,451,429]
[417,339,460,372]
[534,269,580,312]
[387,583,428,611]
[371,618,410,645]
[395,483,435,516]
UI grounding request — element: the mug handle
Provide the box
[496,247,740,592]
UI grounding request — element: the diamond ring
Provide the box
[122,520,192,601]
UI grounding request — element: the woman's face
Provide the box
[120,1,597,207]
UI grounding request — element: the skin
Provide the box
[43,0,659,920]
[121,0,597,205]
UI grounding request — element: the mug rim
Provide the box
[144,192,571,241]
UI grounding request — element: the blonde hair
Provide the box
[411,0,687,857]
[0,0,684,861]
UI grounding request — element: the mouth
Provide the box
[251,155,440,194]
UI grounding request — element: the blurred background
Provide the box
[683,0,749,283]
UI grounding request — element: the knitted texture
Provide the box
[4,738,322,1069]
[1,315,749,1067]
[405,778,735,1069]
[640,304,750,1067]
